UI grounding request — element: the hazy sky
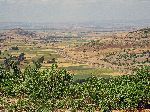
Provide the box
[0,0,150,23]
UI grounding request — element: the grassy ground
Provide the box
[60,65,118,81]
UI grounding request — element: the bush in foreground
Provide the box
[0,63,150,112]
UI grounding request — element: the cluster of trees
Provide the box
[10,46,19,50]
[104,50,150,70]
[32,56,56,69]
[3,53,25,68]
[0,61,150,111]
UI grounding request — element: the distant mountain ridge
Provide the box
[9,28,37,38]
[0,20,150,32]
[0,28,38,41]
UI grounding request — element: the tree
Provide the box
[144,30,148,38]
[18,53,25,62]
[32,60,42,69]
[11,46,19,50]
[38,56,44,63]
[51,58,56,63]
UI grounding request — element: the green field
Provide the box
[0,37,120,81]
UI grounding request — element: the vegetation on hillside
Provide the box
[0,61,150,111]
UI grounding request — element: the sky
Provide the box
[0,0,150,23]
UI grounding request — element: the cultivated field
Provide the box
[0,28,122,79]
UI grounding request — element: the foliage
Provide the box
[18,53,25,62]
[38,56,44,63]
[11,46,19,50]
[0,63,150,111]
